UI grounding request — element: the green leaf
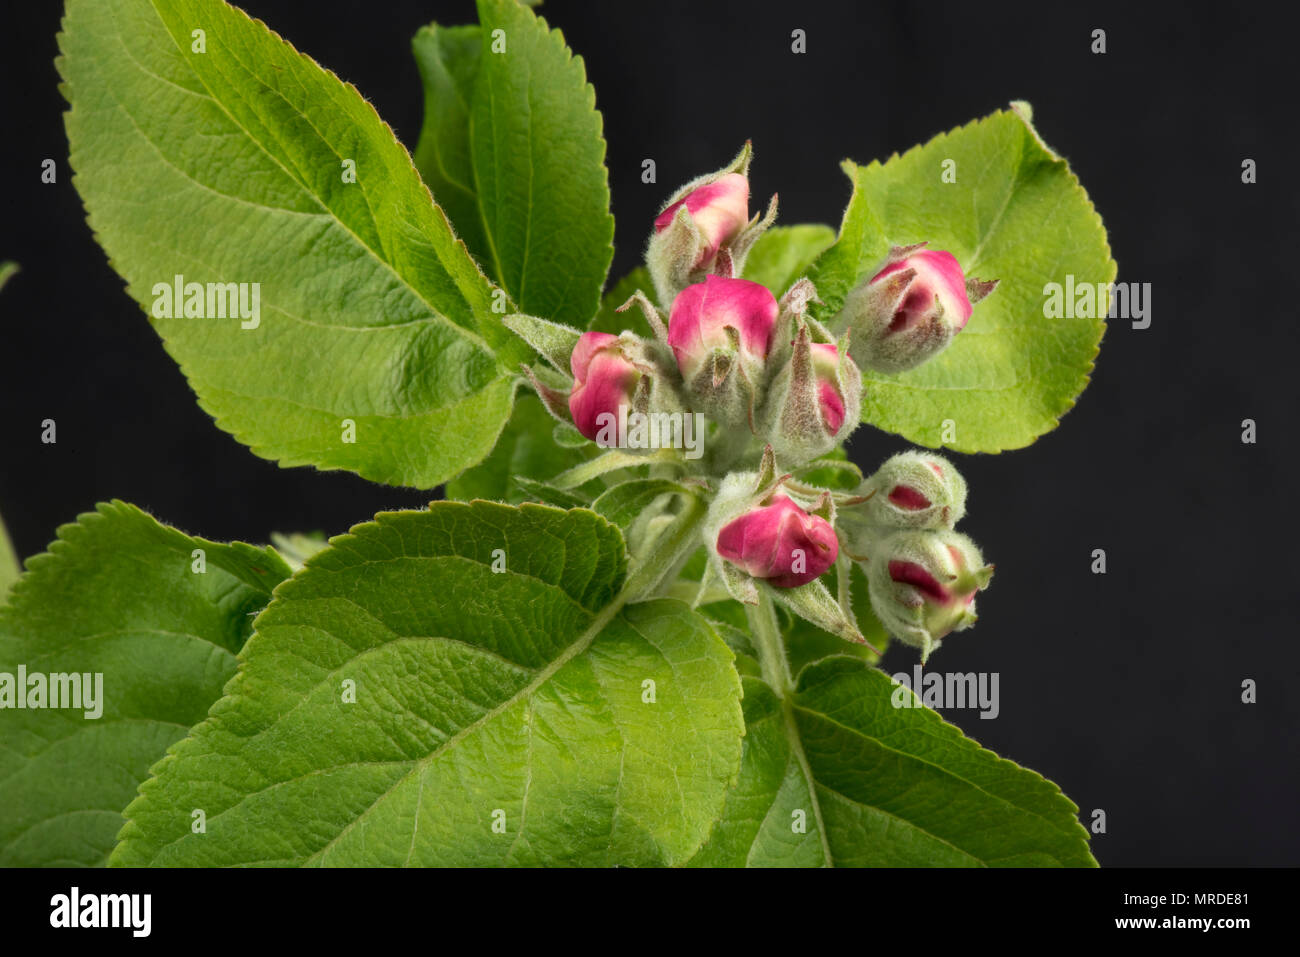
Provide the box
[0,502,291,867]
[741,224,836,298]
[414,0,614,326]
[809,104,1115,452]
[502,312,583,373]
[445,392,597,502]
[59,0,527,488]
[781,562,887,677]
[511,476,590,508]
[791,446,862,492]
[687,677,826,867]
[590,478,691,530]
[552,448,677,490]
[590,267,656,336]
[708,620,760,678]
[689,657,1096,867]
[111,502,744,867]
[412,24,489,269]
[552,421,590,448]
[0,261,18,292]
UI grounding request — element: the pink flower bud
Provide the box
[837,245,997,373]
[866,530,993,658]
[667,275,778,383]
[646,145,776,307]
[568,332,641,442]
[859,451,967,530]
[716,494,839,588]
[756,323,861,466]
[810,343,847,433]
[873,249,973,328]
[654,173,750,270]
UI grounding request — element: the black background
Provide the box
[1,0,1296,867]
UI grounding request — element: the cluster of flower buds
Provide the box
[506,145,867,469]
[839,452,993,660]
[500,147,1001,661]
[834,244,998,373]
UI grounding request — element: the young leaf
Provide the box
[411,24,489,269]
[269,531,329,572]
[58,0,527,488]
[0,502,290,867]
[414,0,615,327]
[508,476,589,508]
[809,104,1115,452]
[741,224,836,299]
[689,657,1096,867]
[111,502,744,867]
[791,446,863,491]
[590,478,691,531]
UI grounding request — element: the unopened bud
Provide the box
[861,451,967,530]
[865,529,993,660]
[568,332,641,441]
[758,326,861,466]
[837,244,997,373]
[646,143,778,305]
[654,173,749,271]
[716,493,838,588]
[668,275,777,430]
[567,331,681,445]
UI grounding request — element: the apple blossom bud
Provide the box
[837,244,997,373]
[757,325,861,466]
[861,451,967,530]
[668,275,778,429]
[654,173,750,271]
[716,493,839,588]
[811,344,848,432]
[646,143,778,306]
[568,332,641,441]
[865,529,993,660]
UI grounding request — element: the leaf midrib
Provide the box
[779,693,834,866]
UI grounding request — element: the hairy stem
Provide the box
[746,590,793,696]
[747,589,834,865]
[704,425,754,478]
[624,491,708,602]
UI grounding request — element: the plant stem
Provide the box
[623,491,707,602]
[746,588,835,865]
[746,590,793,696]
[704,425,753,478]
